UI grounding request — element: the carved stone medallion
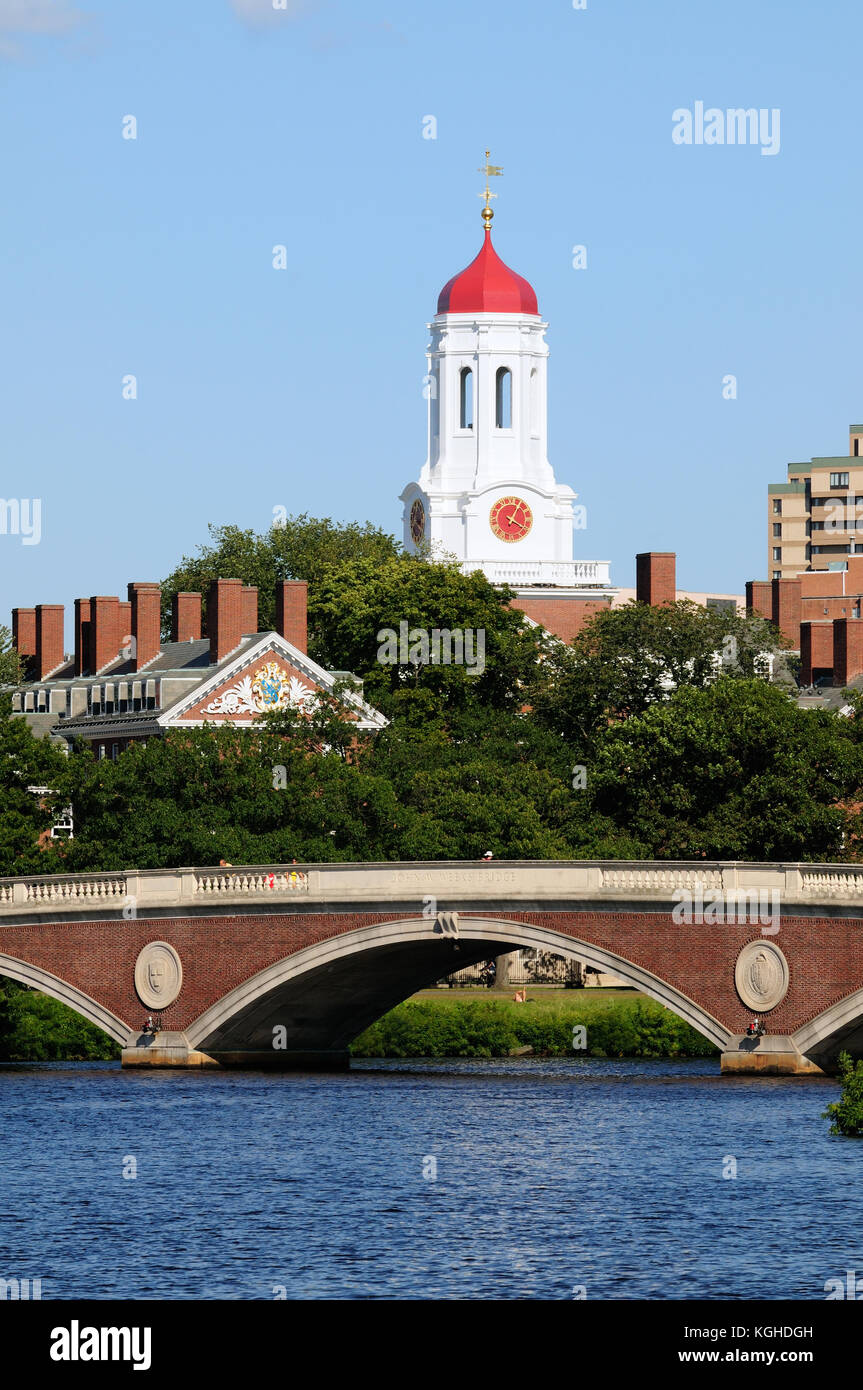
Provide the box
[134,941,183,1009]
[734,940,789,1012]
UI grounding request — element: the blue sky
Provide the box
[1,0,861,640]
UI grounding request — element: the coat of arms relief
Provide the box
[203,661,314,716]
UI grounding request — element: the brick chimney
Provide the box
[241,585,259,636]
[834,618,863,684]
[74,599,91,676]
[771,576,801,650]
[118,600,132,659]
[12,608,36,665]
[127,582,162,672]
[746,580,773,623]
[636,552,676,607]
[35,604,65,679]
[275,581,308,653]
[208,578,244,663]
[88,596,121,675]
[172,592,202,644]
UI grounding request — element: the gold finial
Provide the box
[477,148,503,229]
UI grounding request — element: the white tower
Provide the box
[400,162,613,604]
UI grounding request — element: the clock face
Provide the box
[410,498,426,544]
[490,495,533,543]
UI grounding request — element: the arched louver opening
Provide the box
[495,367,512,429]
[459,367,473,429]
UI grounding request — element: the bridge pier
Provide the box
[120,1032,350,1071]
[720,1035,824,1076]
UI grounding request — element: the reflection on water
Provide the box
[0,1058,853,1300]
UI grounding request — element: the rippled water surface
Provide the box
[0,1057,856,1300]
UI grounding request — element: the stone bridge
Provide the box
[2,860,863,1074]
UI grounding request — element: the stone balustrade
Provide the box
[0,860,861,917]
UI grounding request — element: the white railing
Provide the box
[24,876,127,904]
[462,559,613,587]
[194,869,308,895]
[599,867,724,892]
[800,869,863,898]
[0,861,861,915]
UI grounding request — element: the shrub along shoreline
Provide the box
[0,982,718,1063]
[349,994,718,1059]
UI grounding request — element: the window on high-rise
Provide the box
[773,523,781,537]
[772,498,782,514]
[830,472,849,488]
[773,547,781,561]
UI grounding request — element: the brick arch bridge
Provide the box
[2,860,863,1074]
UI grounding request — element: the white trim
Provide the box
[157,632,387,732]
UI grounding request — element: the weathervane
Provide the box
[477,149,503,229]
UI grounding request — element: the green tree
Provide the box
[360,702,580,860]
[0,624,22,686]
[823,1051,863,1136]
[309,553,554,719]
[0,696,70,875]
[573,679,863,861]
[160,516,400,638]
[59,699,405,871]
[535,600,785,747]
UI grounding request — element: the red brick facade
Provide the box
[276,581,308,653]
[208,578,244,663]
[242,586,259,637]
[800,622,834,683]
[35,604,64,679]
[89,595,121,676]
[11,607,36,664]
[74,598,91,676]
[1,907,859,1042]
[833,618,863,685]
[172,592,202,644]
[176,648,321,721]
[745,581,772,623]
[510,596,612,643]
[636,552,676,607]
[128,582,161,671]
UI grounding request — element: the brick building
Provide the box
[746,558,863,686]
[7,579,386,756]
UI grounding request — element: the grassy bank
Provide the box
[0,982,119,1062]
[0,982,717,1063]
[350,988,718,1059]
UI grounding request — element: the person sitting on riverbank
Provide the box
[513,989,526,1003]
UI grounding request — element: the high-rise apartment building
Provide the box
[768,424,863,579]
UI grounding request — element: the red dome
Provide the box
[437,228,539,315]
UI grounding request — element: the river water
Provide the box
[0,1057,857,1301]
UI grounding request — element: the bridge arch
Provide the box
[186,916,732,1057]
[0,953,132,1048]
[793,988,863,1065]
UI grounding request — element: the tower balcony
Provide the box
[462,558,613,588]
